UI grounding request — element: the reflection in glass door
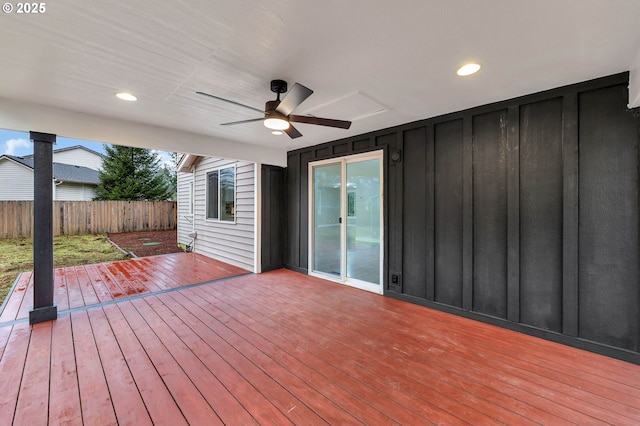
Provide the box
[312,163,342,277]
[309,151,383,293]
[346,159,381,284]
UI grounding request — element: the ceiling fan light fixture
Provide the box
[456,63,481,76]
[264,117,290,130]
[115,92,137,101]
[197,80,351,139]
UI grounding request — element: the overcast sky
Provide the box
[0,128,175,167]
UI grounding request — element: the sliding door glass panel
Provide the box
[346,159,381,284]
[313,163,342,276]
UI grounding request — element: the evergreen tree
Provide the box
[95,145,172,201]
[159,156,178,201]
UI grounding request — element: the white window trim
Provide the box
[307,150,384,294]
[254,162,261,273]
[205,164,237,224]
[188,180,194,216]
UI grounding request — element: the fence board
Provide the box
[0,201,176,238]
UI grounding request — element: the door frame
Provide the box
[308,150,384,294]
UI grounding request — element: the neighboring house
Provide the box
[177,154,258,272]
[0,145,103,200]
[23,145,104,171]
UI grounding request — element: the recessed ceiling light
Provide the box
[456,63,481,76]
[115,92,137,101]
[271,131,283,135]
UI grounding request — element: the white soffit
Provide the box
[0,98,287,166]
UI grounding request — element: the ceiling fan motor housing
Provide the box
[265,100,284,119]
[270,79,288,94]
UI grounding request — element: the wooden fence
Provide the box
[0,201,177,239]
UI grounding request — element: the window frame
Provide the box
[205,164,237,223]
[188,180,194,216]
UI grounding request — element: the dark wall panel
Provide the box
[261,165,286,272]
[472,110,508,319]
[578,85,639,351]
[519,98,563,332]
[298,151,313,271]
[286,154,300,269]
[382,133,402,291]
[434,119,463,307]
[402,127,427,298]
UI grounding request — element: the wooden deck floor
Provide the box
[0,252,249,323]
[0,262,639,425]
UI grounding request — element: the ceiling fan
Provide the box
[196,79,351,139]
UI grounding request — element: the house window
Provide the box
[206,166,235,221]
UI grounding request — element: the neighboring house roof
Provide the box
[22,145,105,159]
[177,153,202,172]
[1,155,100,185]
[53,163,100,184]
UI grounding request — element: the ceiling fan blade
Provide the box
[289,115,352,129]
[276,83,313,116]
[196,91,264,114]
[220,118,264,126]
[284,124,302,139]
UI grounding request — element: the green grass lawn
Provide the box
[0,234,129,306]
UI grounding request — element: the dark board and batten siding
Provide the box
[286,72,640,364]
[578,85,639,351]
[261,165,286,272]
[472,109,509,320]
[519,98,564,332]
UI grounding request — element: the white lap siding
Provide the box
[0,159,34,200]
[192,157,255,272]
[176,170,195,248]
[54,183,97,200]
[53,149,103,171]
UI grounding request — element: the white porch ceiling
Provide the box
[1,0,639,166]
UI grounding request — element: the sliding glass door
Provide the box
[309,151,383,293]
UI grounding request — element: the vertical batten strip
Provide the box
[562,94,579,337]
[462,117,474,311]
[254,162,261,273]
[507,106,521,322]
[425,125,435,301]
